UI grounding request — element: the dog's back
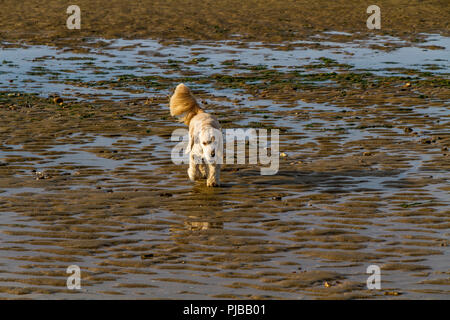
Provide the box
[190,112,220,131]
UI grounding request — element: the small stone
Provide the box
[53,97,63,104]
[280,152,288,157]
[403,127,413,133]
[34,171,51,180]
[431,135,441,143]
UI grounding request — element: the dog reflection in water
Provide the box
[170,220,224,232]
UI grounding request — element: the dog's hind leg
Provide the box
[206,164,220,187]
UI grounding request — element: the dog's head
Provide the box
[199,127,222,164]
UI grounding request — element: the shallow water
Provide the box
[1,34,448,99]
[0,34,448,299]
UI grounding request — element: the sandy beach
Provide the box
[0,1,448,299]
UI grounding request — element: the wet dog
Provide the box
[169,83,222,187]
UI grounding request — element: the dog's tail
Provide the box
[169,83,203,126]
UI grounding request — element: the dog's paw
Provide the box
[206,180,220,187]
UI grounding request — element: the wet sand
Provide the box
[0,0,449,46]
[0,1,449,300]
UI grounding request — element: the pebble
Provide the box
[53,97,63,104]
[431,136,441,143]
[403,127,413,133]
[160,192,173,197]
[34,171,51,180]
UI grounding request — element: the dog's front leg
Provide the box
[198,164,208,179]
[188,153,198,182]
[206,164,220,187]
